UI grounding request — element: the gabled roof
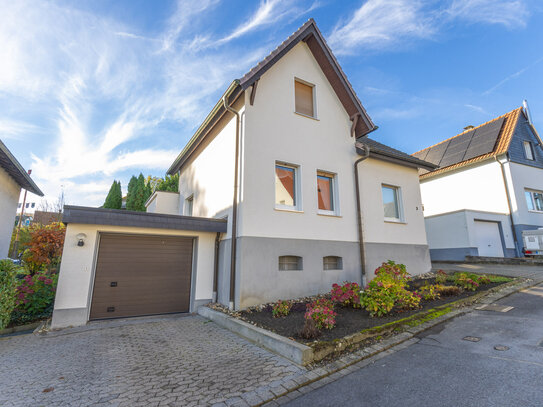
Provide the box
[413,107,523,179]
[167,19,376,175]
[356,138,437,171]
[0,139,43,196]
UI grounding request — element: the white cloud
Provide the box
[446,0,529,28]
[329,0,529,55]
[329,0,435,54]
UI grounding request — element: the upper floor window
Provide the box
[525,189,543,212]
[317,171,337,215]
[523,141,535,160]
[275,162,300,210]
[382,185,403,222]
[185,195,193,216]
[294,79,315,118]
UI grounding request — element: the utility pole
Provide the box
[11,169,31,259]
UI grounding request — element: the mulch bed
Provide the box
[240,278,507,343]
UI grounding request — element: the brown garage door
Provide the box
[90,234,193,320]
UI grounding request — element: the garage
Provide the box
[474,220,504,258]
[90,233,194,320]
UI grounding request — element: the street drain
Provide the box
[475,304,514,312]
[494,345,510,351]
[463,336,482,342]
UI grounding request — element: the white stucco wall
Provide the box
[145,191,180,215]
[178,101,241,238]
[53,223,217,327]
[420,160,509,217]
[358,158,428,245]
[507,162,543,227]
[240,41,358,242]
[0,167,21,258]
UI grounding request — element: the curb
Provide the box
[211,276,543,407]
[0,321,42,338]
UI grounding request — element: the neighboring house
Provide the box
[32,210,62,225]
[413,105,543,260]
[0,139,43,258]
[52,19,435,328]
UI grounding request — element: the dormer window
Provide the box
[524,141,535,160]
[294,79,315,118]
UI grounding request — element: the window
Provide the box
[275,163,299,209]
[382,185,402,221]
[17,203,21,208]
[525,189,543,212]
[279,256,303,271]
[25,203,29,208]
[523,141,535,160]
[294,79,315,117]
[31,203,35,208]
[185,195,193,216]
[317,171,337,214]
[323,256,343,270]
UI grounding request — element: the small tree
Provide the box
[22,223,66,274]
[126,176,138,211]
[103,180,122,209]
[156,174,179,192]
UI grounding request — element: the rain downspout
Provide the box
[352,113,371,287]
[212,232,221,302]
[223,93,241,310]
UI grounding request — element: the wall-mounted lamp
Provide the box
[76,233,87,247]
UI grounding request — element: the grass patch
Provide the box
[405,306,452,327]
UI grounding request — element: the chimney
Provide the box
[463,125,474,131]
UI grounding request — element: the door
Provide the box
[90,234,193,320]
[474,221,504,257]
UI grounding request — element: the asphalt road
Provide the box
[285,283,543,407]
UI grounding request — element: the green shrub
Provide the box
[476,275,491,285]
[435,270,448,285]
[0,259,18,329]
[271,300,291,318]
[14,268,58,318]
[330,282,362,308]
[454,273,479,291]
[417,284,441,301]
[396,290,422,310]
[360,261,415,317]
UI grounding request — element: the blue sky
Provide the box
[1,0,542,206]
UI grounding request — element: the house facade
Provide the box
[158,20,435,308]
[414,106,543,260]
[0,139,43,258]
[52,19,435,328]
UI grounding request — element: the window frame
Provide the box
[323,256,343,271]
[525,189,543,213]
[316,170,339,216]
[185,194,194,216]
[381,184,404,223]
[294,78,317,119]
[523,141,535,161]
[278,255,303,271]
[275,161,302,212]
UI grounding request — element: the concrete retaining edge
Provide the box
[197,306,313,366]
[0,321,42,337]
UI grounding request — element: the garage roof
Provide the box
[62,206,227,233]
[0,139,43,196]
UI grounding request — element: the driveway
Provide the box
[284,282,543,407]
[0,315,304,407]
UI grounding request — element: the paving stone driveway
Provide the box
[0,315,304,407]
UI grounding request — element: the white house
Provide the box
[0,139,43,258]
[414,105,543,260]
[52,19,435,328]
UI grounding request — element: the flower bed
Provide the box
[230,266,513,344]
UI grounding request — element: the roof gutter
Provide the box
[223,91,241,310]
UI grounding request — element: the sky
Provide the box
[1,0,543,207]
